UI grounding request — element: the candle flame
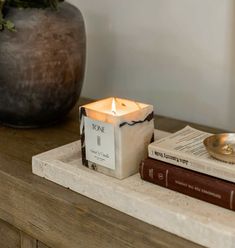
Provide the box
[111,98,117,115]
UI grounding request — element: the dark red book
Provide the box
[140,158,235,211]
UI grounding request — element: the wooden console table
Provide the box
[0,98,224,248]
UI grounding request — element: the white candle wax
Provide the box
[79,97,154,179]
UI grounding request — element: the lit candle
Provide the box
[79,97,154,179]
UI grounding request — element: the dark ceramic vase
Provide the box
[0,2,86,128]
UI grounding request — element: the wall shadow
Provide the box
[82,11,118,99]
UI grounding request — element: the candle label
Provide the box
[84,117,116,170]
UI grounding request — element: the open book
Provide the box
[148,126,235,183]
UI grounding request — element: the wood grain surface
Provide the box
[0,219,20,248]
[38,242,50,248]
[0,98,219,248]
[0,219,46,248]
[21,232,37,248]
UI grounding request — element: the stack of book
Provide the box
[140,126,235,211]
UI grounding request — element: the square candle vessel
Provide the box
[79,97,154,179]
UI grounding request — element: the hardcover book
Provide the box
[148,126,235,183]
[140,158,235,211]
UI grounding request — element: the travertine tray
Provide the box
[32,130,235,248]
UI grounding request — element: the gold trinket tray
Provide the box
[204,133,235,163]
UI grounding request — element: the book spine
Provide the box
[148,145,193,169]
[140,158,235,211]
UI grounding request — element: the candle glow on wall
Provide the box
[79,97,154,179]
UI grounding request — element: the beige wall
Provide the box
[68,0,235,131]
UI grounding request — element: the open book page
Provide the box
[149,125,231,166]
[152,126,212,159]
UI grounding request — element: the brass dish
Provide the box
[203,133,235,163]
